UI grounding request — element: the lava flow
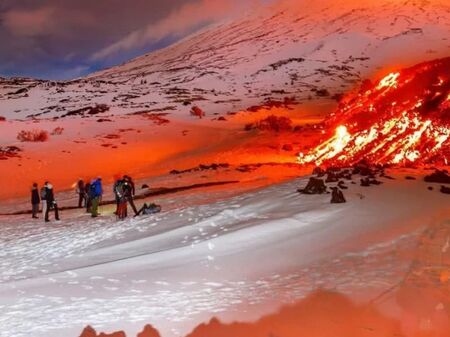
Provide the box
[299,57,450,166]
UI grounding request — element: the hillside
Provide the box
[0,0,449,121]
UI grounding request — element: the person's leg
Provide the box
[42,200,47,217]
[45,203,50,222]
[54,203,60,221]
[115,198,120,215]
[91,197,99,217]
[118,200,126,219]
[86,197,91,213]
[136,204,145,216]
[78,194,83,208]
[128,198,139,215]
[32,204,37,218]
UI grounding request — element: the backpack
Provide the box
[89,183,97,198]
[114,180,124,197]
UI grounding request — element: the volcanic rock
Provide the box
[331,187,346,203]
[190,106,205,118]
[360,178,383,187]
[7,87,28,96]
[62,104,109,118]
[98,332,126,337]
[325,172,340,183]
[79,326,97,337]
[440,186,450,194]
[312,167,326,177]
[137,324,162,337]
[351,160,374,175]
[298,177,327,194]
[338,181,348,190]
[424,170,450,184]
[0,146,22,160]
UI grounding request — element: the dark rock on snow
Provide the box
[424,170,450,184]
[337,181,348,190]
[331,187,346,203]
[298,177,327,194]
[312,167,326,177]
[137,324,162,337]
[360,178,382,187]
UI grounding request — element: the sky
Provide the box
[0,0,267,80]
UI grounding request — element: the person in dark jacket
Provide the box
[114,179,128,220]
[85,181,92,213]
[31,183,40,219]
[123,176,138,216]
[44,182,60,222]
[90,177,103,218]
[124,175,135,196]
[76,179,85,208]
[113,178,123,215]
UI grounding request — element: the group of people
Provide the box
[32,175,161,222]
[31,182,60,222]
[75,177,104,217]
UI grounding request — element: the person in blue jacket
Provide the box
[90,177,103,218]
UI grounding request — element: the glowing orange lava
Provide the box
[299,57,450,166]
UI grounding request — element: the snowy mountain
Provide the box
[0,0,449,121]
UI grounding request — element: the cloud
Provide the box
[91,0,255,61]
[0,0,264,79]
[2,5,95,37]
[2,7,56,37]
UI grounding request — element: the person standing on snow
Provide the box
[44,182,60,222]
[31,183,40,219]
[113,177,123,215]
[123,175,138,216]
[40,182,48,217]
[114,178,128,220]
[90,177,103,218]
[124,175,135,197]
[76,179,85,208]
[84,181,92,213]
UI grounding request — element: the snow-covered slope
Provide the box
[0,169,449,337]
[0,0,449,121]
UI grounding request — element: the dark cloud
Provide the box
[0,0,262,80]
